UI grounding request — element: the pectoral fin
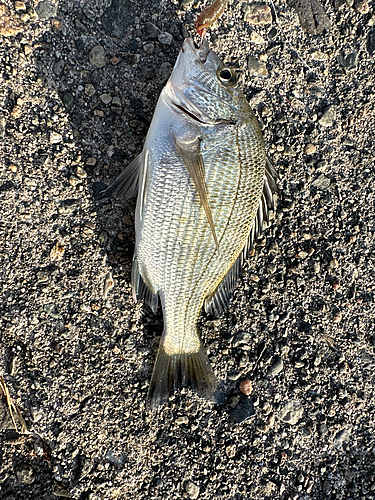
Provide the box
[175,137,219,250]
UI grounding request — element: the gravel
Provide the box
[1,0,375,499]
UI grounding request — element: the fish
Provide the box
[104,38,277,409]
[195,0,230,37]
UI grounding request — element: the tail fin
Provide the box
[147,343,218,410]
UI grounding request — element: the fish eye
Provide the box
[218,67,236,87]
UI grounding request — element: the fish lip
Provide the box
[183,37,211,63]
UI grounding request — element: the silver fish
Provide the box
[104,38,277,409]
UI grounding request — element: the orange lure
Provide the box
[195,0,230,36]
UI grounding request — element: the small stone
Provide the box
[9,164,17,173]
[226,444,236,458]
[35,0,57,20]
[268,357,283,376]
[266,263,277,274]
[50,242,65,261]
[304,143,316,154]
[159,61,172,81]
[231,397,256,424]
[105,450,125,467]
[310,50,328,61]
[85,84,96,96]
[143,42,155,54]
[94,109,104,117]
[11,106,22,119]
[249,273,260,282]
[86,157,97,166]
[16,465,33,484]
[367,29,375,55]
[337,51,358,72]
[175,416,188,425]
[244,3,272,24]
[112,96,121,107]
[248,56,268,77]
[69,176,80,187]
[250,32,265,44]
[355,0,369,13]
[110,56,120,65]
[328,258,339,272]
[89,45,106,68]
[278,401,303,425]
[319,423,329,435]
[332,312,342,323]
[50,131,62,144]
[158,32,173,45]
[63,93,74,110]
[51,18,65,33]
[319,105,336,127]
[53,60,65,76]
[312,174,330,189]
[15,1,26,11]
[100,93,112,105]
[144,22,161,38]
[76,166,87,179]
[333,428,350,447]
[185,480,199,499]
[239,379,253,395]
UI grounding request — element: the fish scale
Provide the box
[105,38,276,408]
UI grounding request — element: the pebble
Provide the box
[311,50,328,61]
[304,143,316,154]
[143,42,155,54]
[69,176,80,187]
[328,258,339,272]
[319,105,336,127]
[266,263,277,274]
[185,480,199,499]
[248,56,268,78]
[332,312,342,323]
[15,1,26,11]
[333,428,350,447]
[268,357,283,376]
[243,3,272,24]
[49,131,62,144]
[112,96,121,107]
[239,379,253,395]
[367,29,375,55]
[312,174,331,189]
[76,166,87,179]
[86,157,97,166]
[144,22,161,38]
[278,401,303,425]
[159,61,172,81]
[337,51,358,72]
[175,416,188,425]
[43,303,62,320]
[355,0,369,13]
[250,32,265,44]
[105,450,125,467]
[231,397,256,424]
[35,0,57,20]
[63,93,74,110]
[50,242,65,261]
[89,46,106,68]
[100,94,112,105]
[85,84,96,96]
[158,32,173,45]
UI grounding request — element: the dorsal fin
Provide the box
[175,137,219,251]
[204,157,278,317]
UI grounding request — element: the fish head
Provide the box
[165,38,245,126]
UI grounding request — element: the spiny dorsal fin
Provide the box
[175,137,219,251]
[204,157,278,317]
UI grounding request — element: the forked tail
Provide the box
[147,340,218,410]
